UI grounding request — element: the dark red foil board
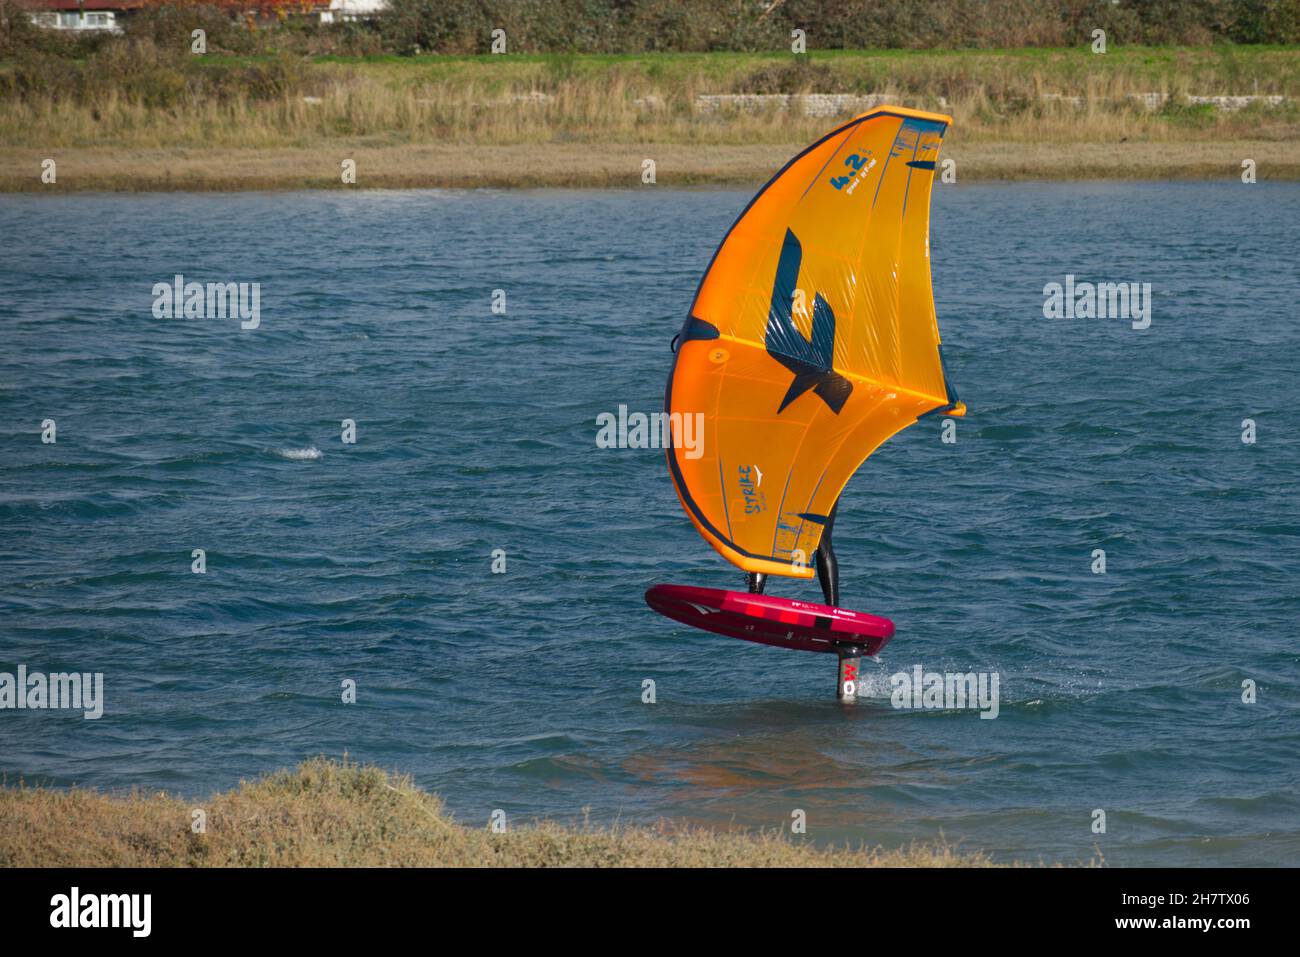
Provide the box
[645,584,895,655]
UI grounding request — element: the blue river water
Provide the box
[1,184,1297,866]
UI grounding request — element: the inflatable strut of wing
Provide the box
[665,107,964,580]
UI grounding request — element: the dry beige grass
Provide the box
[0,757,1000,867]
[1,48,1297,188]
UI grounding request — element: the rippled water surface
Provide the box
[1,184,1297,866]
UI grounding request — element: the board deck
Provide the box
[645,583,895,655]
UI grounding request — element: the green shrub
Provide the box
[378,0,491,55]
[122,4,259,55]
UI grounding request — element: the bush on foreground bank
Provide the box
[0,756,998,867]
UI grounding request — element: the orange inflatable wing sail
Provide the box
[665,107,962,579]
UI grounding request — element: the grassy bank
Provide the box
[2,46,1298,189]
[0,757,997,867]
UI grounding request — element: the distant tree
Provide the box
[378,0,491,55]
